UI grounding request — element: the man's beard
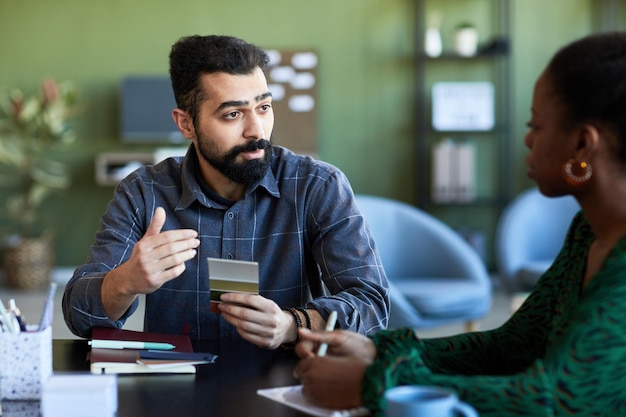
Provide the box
[196,136,272,187]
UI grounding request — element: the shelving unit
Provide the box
[414,0,513,269]
[95,147,188,186]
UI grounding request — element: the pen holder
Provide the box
[0,326,53,400]
[0,400,41,417]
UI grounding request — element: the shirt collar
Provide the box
[177,143,280,210]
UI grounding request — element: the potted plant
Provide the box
[0,79,80,289]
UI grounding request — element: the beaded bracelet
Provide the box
[280,308,302,349]
[295,307,312,330]
[288,307,303,336]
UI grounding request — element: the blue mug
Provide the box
[384,385,478,417]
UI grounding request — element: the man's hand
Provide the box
[101,207,200,320]
[217,293,296,349]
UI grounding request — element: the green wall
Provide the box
[0,0,616,266]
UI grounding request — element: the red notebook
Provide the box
[89,327,203,375]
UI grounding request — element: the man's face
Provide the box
[192,68,274,186]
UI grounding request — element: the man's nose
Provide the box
[244,114,266,140]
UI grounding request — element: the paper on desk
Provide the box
[257,385,369,417]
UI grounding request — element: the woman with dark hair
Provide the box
[294,31,626,416]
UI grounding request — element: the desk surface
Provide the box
[53,339,308,417]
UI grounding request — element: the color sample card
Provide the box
[208,258,259,303]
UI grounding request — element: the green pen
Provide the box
[89,339,176,350]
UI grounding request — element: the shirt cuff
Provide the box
[361,328,428,416]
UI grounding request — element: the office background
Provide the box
[0,0,621,267]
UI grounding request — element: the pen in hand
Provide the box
[316,311,337,357]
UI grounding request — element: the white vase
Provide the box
[425,28,443,57]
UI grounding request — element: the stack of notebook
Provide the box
[88,327,217,374]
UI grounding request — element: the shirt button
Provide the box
[227,212,234,219]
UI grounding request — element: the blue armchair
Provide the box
[495,187,580,293]
[355,195,492,330]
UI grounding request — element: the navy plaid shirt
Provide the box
[63,145,389,340]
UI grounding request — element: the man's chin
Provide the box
[228,158,270,186]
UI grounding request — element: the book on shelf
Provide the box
[89,327,217,375]
[431,138,476,203]
[456,140,476,202]
[432,138,455,202]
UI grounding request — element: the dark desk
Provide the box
[53,339,308,417]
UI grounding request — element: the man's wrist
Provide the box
[101,268,137,320]
[280,307,304,349]
[295,307,312,330]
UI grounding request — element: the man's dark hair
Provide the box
[169,35,270,125]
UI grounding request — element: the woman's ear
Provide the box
[172,108,195,139]
[573,124,600,161]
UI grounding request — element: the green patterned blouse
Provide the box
[362,212,626,416]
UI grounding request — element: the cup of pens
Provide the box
[0,283,56,400]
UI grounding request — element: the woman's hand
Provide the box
[294,355,368,409]
[295,328,377,362]
[293,329,377,409]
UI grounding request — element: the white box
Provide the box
[41,374,117,417]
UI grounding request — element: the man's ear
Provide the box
[172,108,195,139]
[574,124,600,161]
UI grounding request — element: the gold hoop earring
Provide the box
[563,159,592,185]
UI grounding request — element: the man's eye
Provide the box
[225,111,239,120]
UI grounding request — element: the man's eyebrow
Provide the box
[257,92,272,101]
[216,92,272,112]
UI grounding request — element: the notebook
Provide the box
[89,327,216,374]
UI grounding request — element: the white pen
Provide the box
[316,310,337,357]
[89,340,176,350]
[9,299,26,332]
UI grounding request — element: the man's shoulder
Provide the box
[271,146,341,179]
[119,156,185,187]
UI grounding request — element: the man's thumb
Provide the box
[146,207,166,236]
